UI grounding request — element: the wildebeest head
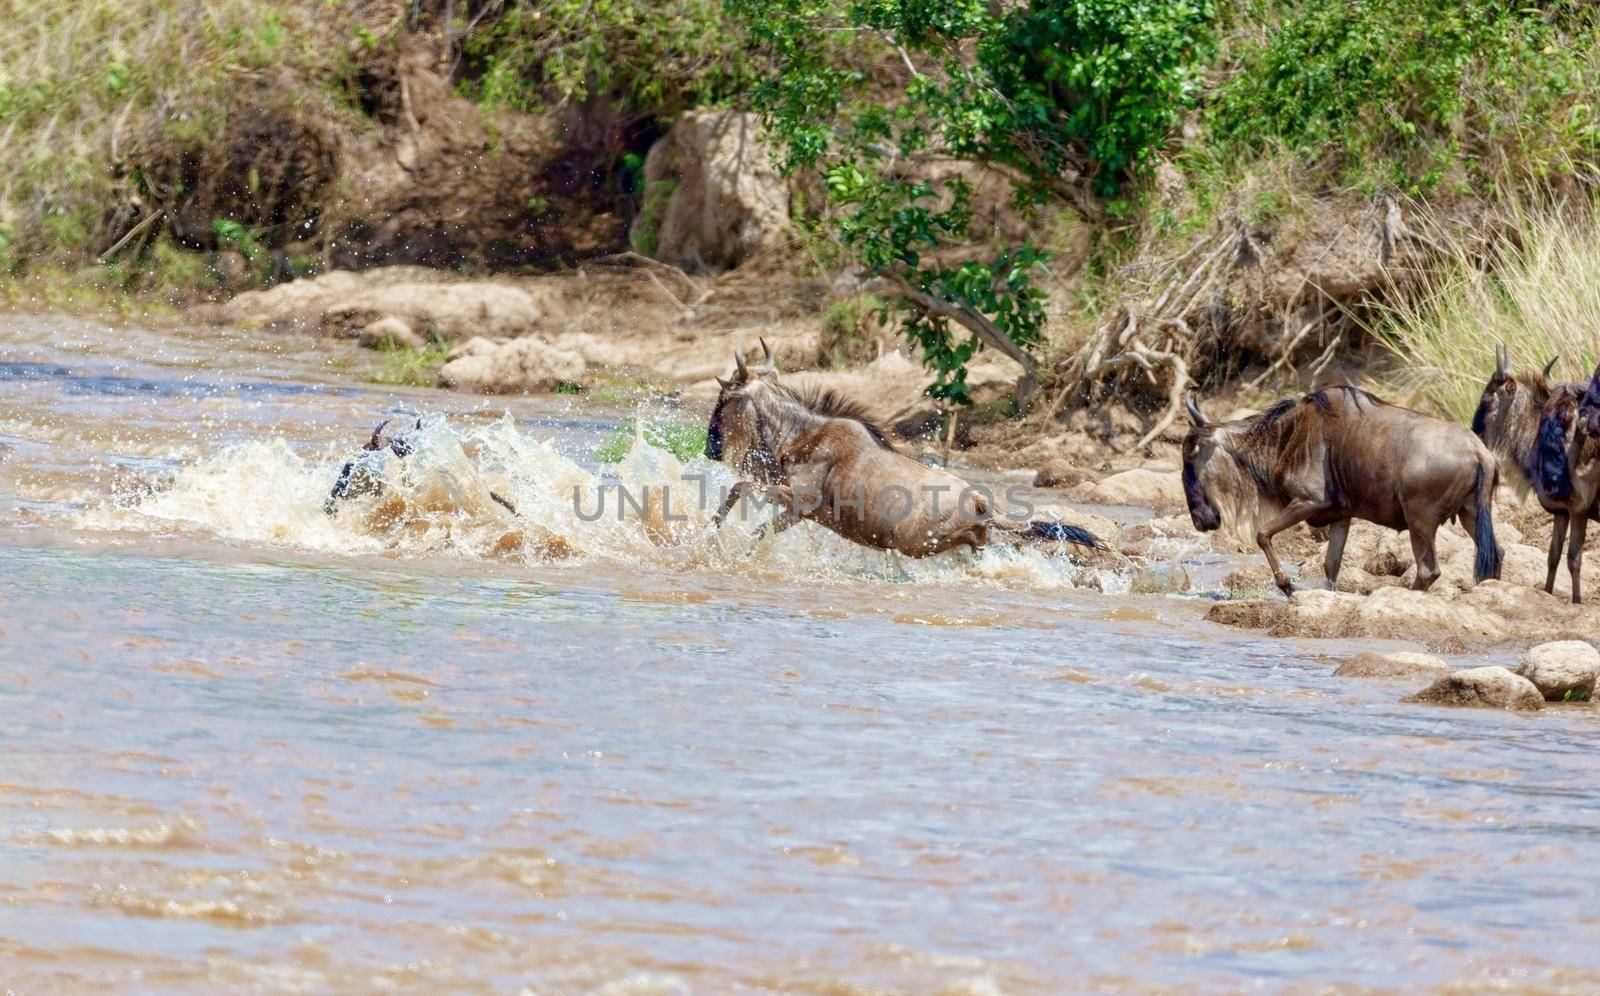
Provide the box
[704,339,778,474]
[1577,360,1600,438]
[1180,394,1224,532]
[1472,345,1557,447]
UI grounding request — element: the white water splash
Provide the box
[81,413,1094,590]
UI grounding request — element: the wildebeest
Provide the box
[324,414,518,515]
[1471,347,1590,596]
[1183,386,1501,596]
[703,342,1097,556]
[1530,359,1600,603]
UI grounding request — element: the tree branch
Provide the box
[867,269,1041,404]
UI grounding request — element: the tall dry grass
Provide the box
[1374,208,1600,421]
[0,0,368,261]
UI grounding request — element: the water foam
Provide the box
[81,413,1093,590]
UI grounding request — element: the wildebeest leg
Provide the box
[1546,512,1569,594]
[754,484,799,542]
[1408,526,1442,591]
[712,481,760,527]
[1566,514,1588,604]
[1323,519,1351,589]
[1256,499,1326,596]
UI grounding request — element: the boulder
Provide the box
[1220,563,1277,598]
[437,336,586,394]
[1403,666,1543,712]
[358,316,425,350]
[1034,461,1101,490]
[1516,640,1600,701]
[199,265,439,332]
[1069,469,1185,511]
[632,110,790,272]
[550,331,631,370]
[326,281,545,341]
[1206,586,1511,652]
[1334,651,1450,680]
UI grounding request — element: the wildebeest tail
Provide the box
[1472,462,1502,583]
[1028,520,1100,549]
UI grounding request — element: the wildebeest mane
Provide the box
[1303,384,1382,413]
[1533,390,1578,500]
[777,381,900,451]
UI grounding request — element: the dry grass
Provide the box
[1373,207,1600,421]
[0,0,371,263]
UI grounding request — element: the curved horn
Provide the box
[1184,393,1207,427]
[733,345,748,380]
[759,337,775,368]
[1543,355,1559,380]
[1496,344,1511,377]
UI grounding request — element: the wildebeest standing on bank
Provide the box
[1471,348,1588,596]
[703,343,1098,556]
[1531,360,1600,603]
[1183,386,1502,596]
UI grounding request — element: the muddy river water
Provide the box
[4,313,1600,992]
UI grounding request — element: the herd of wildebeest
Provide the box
[329,341,1600,604]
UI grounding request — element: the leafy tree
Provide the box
[728,0,1215,404]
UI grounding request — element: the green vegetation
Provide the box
[819,292,888,367]
[462,0,757,115]
[728,0,1216,403]
[593,418,709,464]
[370,340,452,388]
[1206,0,1599,194]
[1374,208,1600,421]
[629,180,678,257]
[5,0,1600,417]
[0,0,359,270]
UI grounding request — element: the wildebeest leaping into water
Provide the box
[703,342,1098,557]
[1183,386,1502,596]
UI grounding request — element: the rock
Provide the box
[1335,651,1450,680]
[1404,666,1543,712]
[1516,641,1600,701]
[632,109,790,272]
[550,331,630,370]
[1221,564,1277,598]
[211,250,249,288]
[201,267,548,342]
[437,336,586,394]
[1069,468,1185,511]
[201,265,440,332]
[326,282,545,341]
[358,316,425,350]
[1034,461,1100,489]
[1206,586,1511,652]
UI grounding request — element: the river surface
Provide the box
[3,313,1600,993]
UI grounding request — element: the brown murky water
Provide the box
[5,313,1600,992]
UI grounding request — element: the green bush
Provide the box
[462,0,758,114]
[729,0,1217,403]
[1208,0,1600,193]
[819,292,888,366]
[628,179,677,256]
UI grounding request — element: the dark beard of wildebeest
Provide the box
[324,415,518,516]
[702,341,1098,557]
[1530,359,1600,603]
[1471,346,1598,600]
[1182,386,1502,597]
